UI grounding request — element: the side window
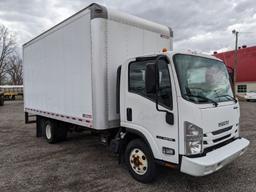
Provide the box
[129,59,172,109]
[129,61,147,96]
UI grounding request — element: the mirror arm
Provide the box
[154,55,174,125]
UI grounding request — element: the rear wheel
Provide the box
[44,120,58,143]
[43,119,68,143]
[125,139,157,183]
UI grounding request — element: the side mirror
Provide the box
[145,64,157,94]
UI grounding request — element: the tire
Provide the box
[125,139,157,183]
[44,120,58,144]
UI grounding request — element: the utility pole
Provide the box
[232,29,239,95]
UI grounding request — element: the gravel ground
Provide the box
[0,101,255,192]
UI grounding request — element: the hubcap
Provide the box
[129,148,148,175]
[45,124,52,139]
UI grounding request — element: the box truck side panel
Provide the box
[24,11,93,126]
[106,19,171,125]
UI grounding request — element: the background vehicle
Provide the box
[244,91,256,101]
[23,3,249,183]
[0,85,23,100]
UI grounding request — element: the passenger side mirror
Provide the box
[145,64,157,94]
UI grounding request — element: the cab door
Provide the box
[121,56,179,164]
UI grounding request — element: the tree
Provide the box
[7,54,23,85]
[0,25,16,85]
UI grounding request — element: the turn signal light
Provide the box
[162,147,175,155]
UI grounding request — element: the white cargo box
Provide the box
[23,3,173,130]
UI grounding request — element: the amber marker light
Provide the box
[162,48,168,53]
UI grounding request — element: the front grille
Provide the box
[203,138,236,156]
[203,125,237,149]
[212,126,232,135]
[213,134,231,143]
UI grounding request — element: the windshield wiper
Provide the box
[215,95,237,103]
[185,94,218,107]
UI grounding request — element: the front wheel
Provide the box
[125,139,157,183]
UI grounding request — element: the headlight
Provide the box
[184,121,203,155]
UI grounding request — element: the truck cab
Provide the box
[117,50,249,182]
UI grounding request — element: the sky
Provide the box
[0,0,256,54]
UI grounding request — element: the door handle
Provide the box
[127,108,132,121]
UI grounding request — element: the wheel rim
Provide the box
[129,148,148,175]
[45,124,52,139]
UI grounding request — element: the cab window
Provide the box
[129,58,172,109]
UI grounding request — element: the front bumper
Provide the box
[180,137,250,176]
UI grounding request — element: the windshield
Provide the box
[173,54,234,104]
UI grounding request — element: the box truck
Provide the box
[23,3,249,183]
